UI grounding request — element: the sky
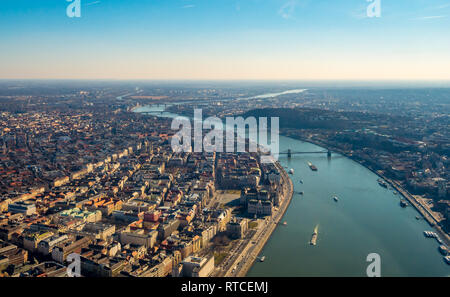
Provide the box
[1,0,450,80]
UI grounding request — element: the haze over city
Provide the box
[0,0,449,286]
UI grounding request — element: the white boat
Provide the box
[445,256,450,265]
[424,231,438,238]
[289,168,294,174]
[333,195,339,202]
[310,225,319,246]
[439,245,449,256]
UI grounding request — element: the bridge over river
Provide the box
[279,149,332,158]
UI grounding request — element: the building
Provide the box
[0,240,28,269]
[18,262,67,277]
[240,188,258,205]
[226,218,248,239]
[243,187,274,217]
[158,219,180,240]
[8,201,36,215]
[248,199,272,217]
[197,223,218,248]
[174,255,214,277]
[112,210,143,223]
[82,223,116,240]
[51,236,91,263]
[23,231,54,252]
[60,207,102,223]
[37,234,69,256]
[79,255,125,277]
[120,230,158,249]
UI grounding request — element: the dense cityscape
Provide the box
[1,1,450,295]
[0,81,448,277]
[0,82,294,277]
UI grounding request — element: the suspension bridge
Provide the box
[279,149,332,158]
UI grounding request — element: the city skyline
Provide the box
[1,0,450,80]
[0,0,449,283]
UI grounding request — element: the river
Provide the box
[134,104,450,277]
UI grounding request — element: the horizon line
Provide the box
[1,78,450,82]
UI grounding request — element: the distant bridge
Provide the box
[279,149,332,158]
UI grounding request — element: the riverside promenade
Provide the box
[225,161,294,277]
[343,150,450,247]
[385,178,450,247]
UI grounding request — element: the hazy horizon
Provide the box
[2,78,450,88]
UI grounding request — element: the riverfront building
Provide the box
[227,218,249,239]
[174,255,214,277]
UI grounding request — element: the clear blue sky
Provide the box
[1,0,450,80]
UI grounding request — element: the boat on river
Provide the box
[310,225,319,246]
[400,199,408,208]
[378,179,388,188]
[445,256,450,265]
[439,245,449,256]
[308,162,318,171]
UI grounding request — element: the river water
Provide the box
[135,104,450,277]
[248,137,449,277]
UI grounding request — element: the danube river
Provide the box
[248,136,449,277]
[135,104,449,277]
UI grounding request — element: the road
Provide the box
[211,161,294,277]
[386,178,450,247]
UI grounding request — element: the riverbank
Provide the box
[232,162,294,277]
[134,104,449,274]
[345,154,450,247]
[284,133,450,248]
